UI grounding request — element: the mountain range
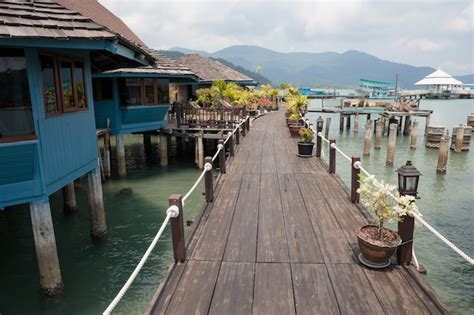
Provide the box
[169,45,473,88]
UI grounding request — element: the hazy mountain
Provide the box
[159,50,272,85]
[171,45,473,88]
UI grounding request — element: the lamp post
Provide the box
[396,160,422,266]
[316,116,324,157]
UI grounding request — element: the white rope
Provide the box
[318,132,330,144]
[212,144,224,162]
[103,208,177,315]
[331,143,352,162]
[183,167,208,202]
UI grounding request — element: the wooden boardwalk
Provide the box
[148,111,449,315]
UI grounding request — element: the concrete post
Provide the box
[363,120,372,156]
[410,119,418,149]
[375,119,382,149]
[386,123,397,166]
[354,113,359,133]
[383,116,390,136]
[160,133,168,166]
[197,135,204,169]
[116,134,126,177]
[437,131,449,173]
[30,200,63,295]
[324,117,331,138]
[63,182,78,213]
[454,125,464,153]
[87,167,107,239]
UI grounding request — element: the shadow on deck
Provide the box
[147,111,449,315]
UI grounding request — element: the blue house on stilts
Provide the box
[0,0,167,295]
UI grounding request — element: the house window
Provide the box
[40,55,87,115]
[118,78,170,107]
[0,48,35,143]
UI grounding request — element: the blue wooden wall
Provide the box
[93,78,169,135]
[0,46,98,208]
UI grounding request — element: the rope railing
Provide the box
[304,117,474,266]
[103,116,250,314]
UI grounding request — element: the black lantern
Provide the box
[396,160,422,197]
[316,116,324,132]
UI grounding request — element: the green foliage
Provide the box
[286,93,308,113]
[288,113,301,123]
[299,127,314,143]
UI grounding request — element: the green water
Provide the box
[307,99,474,314]
[0,136,204,314]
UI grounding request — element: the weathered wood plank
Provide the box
[364,267,431,314]
[253,263,296,315]
[291,263,340,315]
[257,173,289,262]
[296,174,355,263]
[208,262,254,315]
[224,173,260,262]
[149,263,186,315]
[192,176,242,261]
[165,261,220,315]
[278,173,324,263]
[327,264,384,314]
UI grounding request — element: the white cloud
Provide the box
[99,0,474,74]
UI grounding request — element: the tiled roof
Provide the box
[178,54,256,84]
[0,0,115,39]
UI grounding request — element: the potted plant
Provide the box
[297,128,315,157]
[356,175,419,268]
[288,113,304,137]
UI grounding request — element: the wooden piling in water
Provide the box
[425,114,431,136]
[346,114,351,130]
[116,134,126,176]
[451,125,471,152]
[160,133,168,166]
[467,114,474,129]
[386,123,397,166]
[87,167,107,239]
[375,119,382,149]
[30,200,63,295]
[196,134,204,169]
[354,113,359,133]
[143,134,152,158]
[363,120,372,156]
[437,131,449,173]
[408,119,417,150]
[63,182,77,213]
[383,116,389,136]
[403,115,411,136]
[425,125,445,148]
[169,195,185,263]
[339,114,344,132]
[103,132,111,178]
[324,117,331,138]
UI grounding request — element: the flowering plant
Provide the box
[258,97,273,107]
[358,175,419,240]
[288,113,301,123]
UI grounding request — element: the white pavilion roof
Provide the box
[415,68,464,86]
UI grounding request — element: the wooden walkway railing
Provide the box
[146,111,449,315]
[174,103,246,129]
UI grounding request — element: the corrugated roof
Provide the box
[178,54,256,84]
[0,0,116,40]
[415,68,464,86]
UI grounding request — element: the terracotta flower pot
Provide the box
[357,224,401,268]
[297,142,314,157]
[288,124,303,137]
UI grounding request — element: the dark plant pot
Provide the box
[288,124,303,137]
[297,141,314,157]
[357,225,401,268]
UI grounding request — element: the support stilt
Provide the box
[63,182,78,213]
[116,134,126,177]
[160,133,168,166]
[87,167,107,239]
[30,200,63,295]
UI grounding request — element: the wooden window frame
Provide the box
[41,54,88,117]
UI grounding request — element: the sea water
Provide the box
[307,98,474,314]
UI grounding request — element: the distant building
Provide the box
[415,68,468,98]
[359,79,396,99]
[177,54,257,103]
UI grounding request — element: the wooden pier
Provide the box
[147,111,449,314]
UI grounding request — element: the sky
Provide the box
[100,0,474,75]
